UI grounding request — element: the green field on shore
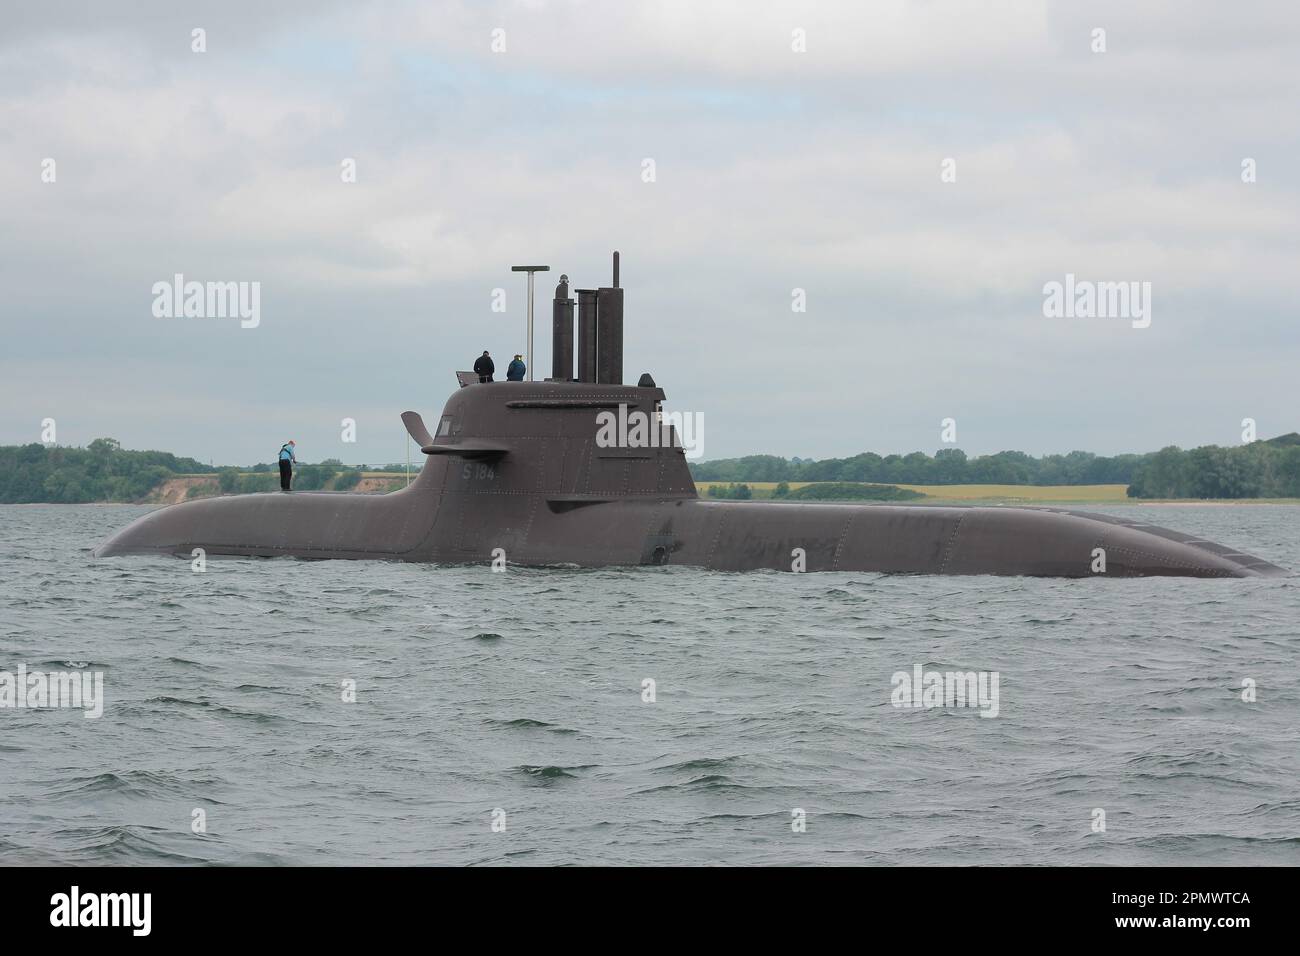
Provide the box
[696,481,1129,503]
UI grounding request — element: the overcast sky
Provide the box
[2,0,1297,466]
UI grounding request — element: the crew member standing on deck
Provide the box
[473,350,495,383]
[506,354,526,381]
[278,440,296,492]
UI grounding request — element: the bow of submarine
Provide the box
[92,481,436,560]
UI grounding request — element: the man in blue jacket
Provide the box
[278,440,296,492]
[506,354,526,381]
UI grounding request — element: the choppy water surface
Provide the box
[1,504,1297,865]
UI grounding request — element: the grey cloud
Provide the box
[1,0,1296,466]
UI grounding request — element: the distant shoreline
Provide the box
[11,437,1299,504]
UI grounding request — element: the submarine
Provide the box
[96,253,1285,578]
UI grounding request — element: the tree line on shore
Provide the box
[2,434,1298,503]
[691,435,1300,499]
[0,440,362,503]
[0,439,204,503]
[707,481,924,501]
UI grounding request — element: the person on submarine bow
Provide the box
[473,350,495,383]
[278,440,296,492]
[506,354,526,381]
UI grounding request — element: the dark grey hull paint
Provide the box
[95,382,1286,578]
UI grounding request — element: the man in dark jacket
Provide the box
[506,354,526,381]
[473,351,495,383]
[278,440,296,492]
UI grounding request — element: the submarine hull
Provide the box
[94,381,1285,578]
[93,493,1284,577]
